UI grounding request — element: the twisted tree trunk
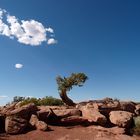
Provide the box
[60,89,76,106]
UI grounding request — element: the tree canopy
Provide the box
[56,73,88,106]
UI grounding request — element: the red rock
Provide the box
[81,106,107,126]
[120,102,136,113]
[135,104,140,115]
[53,108,82,118]
[7,103,38,120]
[109,111,133,128]
[5,116,27,134]
[36,121,48,131]
[29,114,39,127]
[29,114,48,131]
[60,116,89,126]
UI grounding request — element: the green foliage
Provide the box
[56,73,88,92]
[131,116,140,135]
[12,96,63,106]
[20,97,38,106]
[113,98,120,102]
[56,73,88,106]
[13,96,25,103]
[38,96,64,106]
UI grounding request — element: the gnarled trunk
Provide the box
[60,90,76,106]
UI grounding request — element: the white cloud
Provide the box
[47,38,57,45]
[17,20,47,46]
[0,95,8,98]
[0,20,11,36]
[46,27,54,33]
[0,11,3,19]
[0,8,57,46]
[15,63,23,69]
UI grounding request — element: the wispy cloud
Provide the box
[0,95,8,98]
[0,8,57,46]
[47,38,58,45]
[15,63,23,69]
[46,27,54,33]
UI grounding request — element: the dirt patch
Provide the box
[0,125,140,140]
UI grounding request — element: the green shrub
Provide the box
[12,96,25,103]
[20,97,39,106]
[131,116,140,135]
[113,98,120,102]
[19,96,64,106]
[38,96,64,106]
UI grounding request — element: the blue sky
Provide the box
[0,0,140,105]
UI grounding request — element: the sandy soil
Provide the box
[0,125,140,140]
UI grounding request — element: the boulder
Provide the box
[29,114,39,127]
[53,109,82,118]
[37,108,82,125]
[97,100,136,117]
[14,101,22,108]
[29,114,48,131]
[37,110,50,122]
[60,116,89,126]
[37,109,60,124]
[81,106,107,126]
[120,102,136,113]
[5,116,27,134]
[109,111,133,128]
[0,103,17,115]
[99,101,120,117]
[38,106,67,111]
[76,102,100,110]
[86,102,99,110]
[7,103,38,120]
[135,104,140,115]
[36,121,48,131]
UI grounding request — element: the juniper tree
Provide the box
[56,73,88,106]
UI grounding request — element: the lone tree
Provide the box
[56,73,88,106]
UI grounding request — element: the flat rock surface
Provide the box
[0,125,140,140]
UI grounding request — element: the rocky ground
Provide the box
[0,125,140,140]
[0,98,140,140]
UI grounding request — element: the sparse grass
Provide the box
[131,116,140,135]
